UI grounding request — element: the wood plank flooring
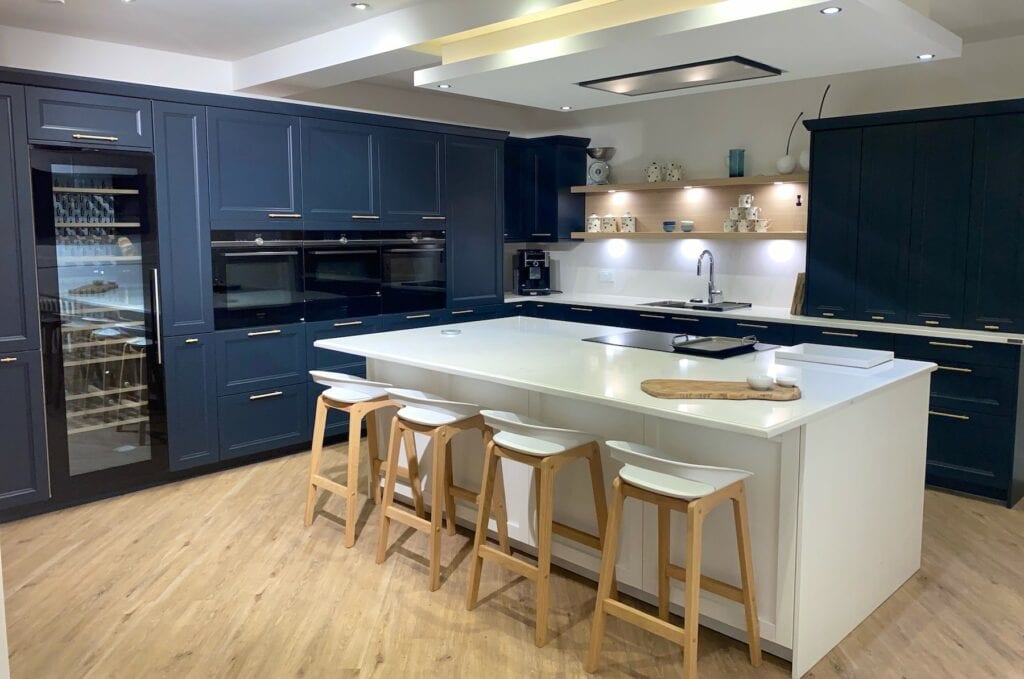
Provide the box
[2,444,1023,678]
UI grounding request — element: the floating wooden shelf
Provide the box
[571,173,809,194]
[56,222,141,228]
[570,231,807,241]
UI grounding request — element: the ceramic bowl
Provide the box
[679,219,695,232]
[746,375,774,391]
[662,221,676,232]
[775,376,798,388]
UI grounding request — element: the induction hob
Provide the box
[583,330,776,359]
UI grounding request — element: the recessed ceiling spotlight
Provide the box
[437,83,453,89]
[351,2,370,9]
[820,6,842,15]
[560,105,573,110]
[917,53,935,61]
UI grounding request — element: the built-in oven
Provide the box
[212,230,304,329]
[381,230,447,314]
[303,231,382,321]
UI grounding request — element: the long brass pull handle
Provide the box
[570,307,593,312]
[929,341,973,349]
[822,331,858,338]
[268,213,302,219]
[0,357,17,363]
[333,320,364,327]
[351,215,380,220]
[871,316,886,321]
[531,233,552,237]
[249,391,284,401]
[984,325,1000,331]
[929,410,970,421]
[672,316,699,322]
[405,314,431,320]
[924,320,940,326]
[937,365,973,373]
[821,312,835,317]
[421,216,446,221]
[737,322,768,329]
[451,310,474,315]
[247,329,282,337]
[72,133,118,142]
[185,338,200,344]
[640,313,665,320]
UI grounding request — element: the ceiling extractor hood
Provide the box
[578,56,782,96]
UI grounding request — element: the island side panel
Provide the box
[792,373,930,678]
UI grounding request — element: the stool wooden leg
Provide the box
[585,477,625,673]
[366,408,383,504]
[732,483,762,667]
[492,456,511,555]
[428,429,449,591]
[344,407,365,549]
[466,440,499,611]
[534,458,556,647]
[376,416,404,564]
[586,444,615,598]
[403,429,427,519]
[444,439,458,536]
[682,504,705,679]
[304,395,329,527]
[657,505,671,620]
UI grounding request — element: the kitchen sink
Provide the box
[641,300,752,312]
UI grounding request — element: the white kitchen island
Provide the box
[315,316,935,677]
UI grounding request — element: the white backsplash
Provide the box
[506,239,806,308]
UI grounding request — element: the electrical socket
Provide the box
[598,269,614,284]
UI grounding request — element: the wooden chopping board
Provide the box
[641,379,801,401]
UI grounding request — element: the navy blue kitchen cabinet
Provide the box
[854,124,915,323]
[504,138,538,241]
[376,128,445,224]
[804,128,862,319]
[561,304,619,326]
[792,324,894,351]
[218,383,307,460]
[523,301,566,321]
[906,119,975,329]
[504,136,589,242]
[154,101,215,336]
[381,310,448,330]
[713,318,794,346]
[305,317,380,439]
[207,107,302,226]
[0,84,39,352]
[0,350,48,510]
[214,324,306,395]
[25,87,152,149]
[446,136,503,308]
[301,118,378,227]
[445,306,501,323]
[925,409,1015,502]
[963,113,1024,333]
[164,334,219,471]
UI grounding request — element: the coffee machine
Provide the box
[515,249,552,295]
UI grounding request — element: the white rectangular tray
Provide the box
[774,343,895,369]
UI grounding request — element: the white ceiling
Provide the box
[0,0,427,60]
[927,0,1024,43]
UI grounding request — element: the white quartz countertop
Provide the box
[505,292,1024,345]
[315,316,935,439]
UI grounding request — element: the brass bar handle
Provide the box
[821,312,835,317]
[929,410,970,421]
[249,390,284,401]
[639,314,665,319]
[451,310,474,316]
[924,320,940,326]
[421,216,447,221]
[351,215,380,220]
[672,316,699,322]
[822,331,859,338]
[737,322,768,329]
[570,307,593,312]
[405,314,431,320]
[185,338,200,344]
[333,320,364,327]
[937,365,973,373]
[984,325,1001,331]
[531,233,552,237]
[0,357,17,363]
[72,133,118,142]
[871,316,886,321]
[247,329,282,337]
[928,341,973,349]
[268,213,302,219]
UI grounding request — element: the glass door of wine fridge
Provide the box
[32,147,167,500]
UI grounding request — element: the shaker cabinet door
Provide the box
[376,128,445,223]
[164,334,219,471]
[301,118,377,226]
[26,87,152,149]
[0,350,49,510]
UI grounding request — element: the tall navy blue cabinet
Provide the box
[0,351,49,510]
[376,128,445,224]
[504,138,538,241]
[446,135,504,308]
[154,101,214,336]
[504,136,589,242]
[164,335,219,471]
[301,118,378,226]
[0,84,40,351]
[207,107,303,226]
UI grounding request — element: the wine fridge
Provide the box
[31,147,167,501]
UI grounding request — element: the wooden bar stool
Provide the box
[304,370,405,548]
[466,410,610,647]
[376,389,511,592]
[586,441,761,678]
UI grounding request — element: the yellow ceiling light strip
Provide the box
[432,0,724,65]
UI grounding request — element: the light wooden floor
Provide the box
[2,444,1023,678]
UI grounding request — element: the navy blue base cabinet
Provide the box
[214,324,306,396]
[218,383,307,461]
[164,335,219,471]
[0,350,48,510]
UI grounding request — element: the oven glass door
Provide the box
[212,247,303,329]
[381,244,446,314]
[303,242,382,321]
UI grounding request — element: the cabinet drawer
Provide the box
[894,334,1020,368]
[925,409,1013,498]
[526,302,565,321]
[714,318,794,346]
[306,316,380,373]
[215,324,305,395]
[26,88,152,148]
[621,310,673,332]
[381,310,446,330]
[929,362,1017,417]
[664,314,720,337]
[793,325,894,351]
[446,306,500,323]
[307,365,367,439]
[562,304,618,326]
[218,384,307,460]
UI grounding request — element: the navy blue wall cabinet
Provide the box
[218,383,307,460]
[446,136,503,308]
[214,324,306,396]
[964,113,1024,333]
[376,128,445,224]
[154,101,215,336]
[0,350,49,510]
[301,118,378,227]
[164,334,219,471]
[0,84,39,351]
[25,87,152,149]
[207,108,302,226]
[504,139,538,241]
[504,136,589,242]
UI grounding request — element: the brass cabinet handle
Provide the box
[72,133,118,142]
[451,310,474,315]
[929,410,970,421]
[0,357,17,363]
[570,307,593,312]
[185,338,200,344]
[924,320,940,326]
[639,313,665,319]
[822,330,859,338]
[249,391,284,401]
[405,313,431,320]
[333,320,363,327]
[928,341,973,349]
[268,213,302,219]
[672,316,699,322]
[937,365,973,373]
[247,329,282,337]
[351,215,379,220]
[821,312,835,317]
[421,216,446,221]
[531,233,552,237]
[871,315,886,321]
[737,322,768,329]
[984,325,1000,331]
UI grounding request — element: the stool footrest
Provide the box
[551,521,601,550]
[665,564,745,604]
[603,598,686,646]
[449,485,477,502]
[384,506,431,533]
[311,475,347,498]
[479,544,538,581]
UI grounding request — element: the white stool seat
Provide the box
[386,388,481,426]
[606,441,752,501]
[309,370,390,402]
[481,410,596,457]
[322,385,380,404]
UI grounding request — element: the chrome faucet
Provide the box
[696,249,724,304]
